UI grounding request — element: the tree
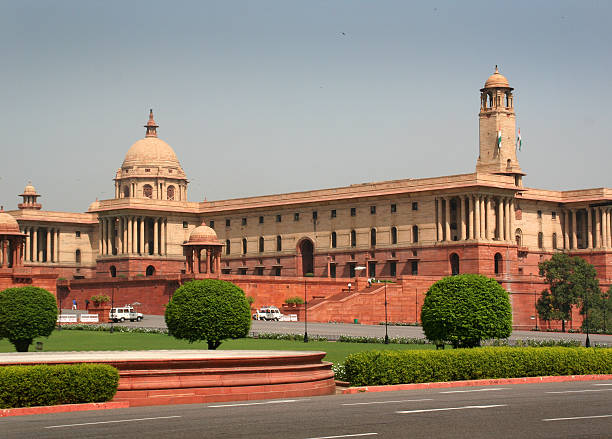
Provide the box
[165,279,251,349]
[420,274,512,348]
[0,286,58,352]
[581,285,612,333]
[537,253,600,332]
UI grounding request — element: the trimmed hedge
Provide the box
[0,363,119,408]
[343,347,612,386]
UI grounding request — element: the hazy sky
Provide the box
[1,1,611,212]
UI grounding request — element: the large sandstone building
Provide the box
[2,69,610,328]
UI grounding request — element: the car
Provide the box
[109,305,144,322]
[253,306,283,321]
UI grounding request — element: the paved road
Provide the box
[3,380,611,438]
[64,310,611,346]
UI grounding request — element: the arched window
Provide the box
[450,253,460,276]
[123,186,130,198]
[110,265,117,278]
[370,228,377,246]
[350,230,356,247]
[167,185,175,200]
[75,249,81,264]
[538,232,544,249]
[242,238,247,254]
[494,253,502,275]
[391,227,398,245]
[331,232,337,248]
[276,235,282,251]
[143,184,153,199]
[259,237,264,253]
[412,225,419,243]
[552,233,558,250]
[225,239,230,255]
[515,228,522,247]
[146,265,155,276]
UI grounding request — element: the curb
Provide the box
[0,402,130,417]
[341,374,612,394]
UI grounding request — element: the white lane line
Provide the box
[342,398,433,406]
[304,434,378,439]
[45,415,181,429]
[543,414,612,422]
[546,389,612,394]
[397,404,507,414]
[593,383,612,386]
[440,388,507,394]
[208,399,305,408]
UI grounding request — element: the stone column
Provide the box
[32,228,38,262]
[595,208,602,249]
[605,208,610,248]
[505,198,511,242]
[56,229,60,262]
[467,196,474,239]
[46,229,51,263]
[587,208,593,249]
[154,218,159,255]
[508,198,514,243]
[484,197,491,240]
[24,228,30,261]
[496,199,502,240]
[459,197,466,240]
[436,199,443,241]
[474,195,481,240]
[139,217,145,255]
[563,210,569,249]
[444,198,451,241]
[162,219,167,255]
[1,239,6,267]
[206,248,211,274]
[571,209,577,250]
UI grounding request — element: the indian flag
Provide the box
[516,128,522,151]
[497,129,502,150]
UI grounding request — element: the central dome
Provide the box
[122,137,182,169]
[484,66,510,89]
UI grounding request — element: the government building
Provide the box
[1,68,610,328]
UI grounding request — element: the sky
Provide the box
[1,1,611,212]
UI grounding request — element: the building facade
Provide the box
[3,68,611,327]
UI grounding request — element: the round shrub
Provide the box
[165,279,251,349]
[0,286,58,352]
[420,274,512,348]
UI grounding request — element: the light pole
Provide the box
[58,292,63,331]
[303,278,308,343]
[110,286,115,334]
[585,293,591,348]
[384,283,389,344]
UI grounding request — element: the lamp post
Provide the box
[303,278,308,343]
[585,293,591,348]
[58,292,62,331]
[110,286,115,334]
[384,283,389,344]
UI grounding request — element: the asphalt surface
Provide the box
[64,310,612,346]
[3,380,611,438]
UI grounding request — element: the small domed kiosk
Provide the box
[183,223,223,276]
[0,209,25,268]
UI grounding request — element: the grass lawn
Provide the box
[0,330,435,365]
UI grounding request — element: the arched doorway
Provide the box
[298,238,314,276]
[146,265,155,276]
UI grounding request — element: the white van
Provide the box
[253,306,284,321]
[109,305,143,322]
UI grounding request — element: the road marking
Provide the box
[546,389,612,394]
[593,383,612,386]
[304,434,378,439]
[397,404,507,414]
[342,398,433,406]
[543,414,612,422]
[208,399,305,408]
[440,388,506,394]
[45,415,181,429]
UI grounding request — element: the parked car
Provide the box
[252,306,284,321]
[109,305,143,322]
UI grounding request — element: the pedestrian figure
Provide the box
[85,299,90,310]
[72,298,77,310]
[367,278,372,288]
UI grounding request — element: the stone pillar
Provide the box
[467,196,474,239]
[508,198,514,244]
[206,248,211,274]
[459,197,466,240]
[505,198,511,242]
[473,195,480,240]
[162,219,167,255]
[496,199,503,240]
[56,229,60,262]
[605,208,610,248]
[139,218,145,255]
[32,228,37,262]
[587,208,593,249]
[436,198,443,241]
[154,218,159,256]
[46,229,51,263]
[563,210,569,249]
[24,228,30,261]
[484,197,491,240]
[479,197,486,239]
[595,208,602,249]
[1,239,6,268]
[444,198,451,241]
[571,209,577,250]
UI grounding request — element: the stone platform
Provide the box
[0,350,336,407]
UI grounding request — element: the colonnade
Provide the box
[185,246,222,276]
[21,226,60,263]
[0,236,24,268]
[99,216,168,256]
[561,207,612,250]
[435,194,514,242]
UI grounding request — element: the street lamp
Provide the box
[303,278,308,343]
[384,283,389,344]
[585,294,591,348]
[110,286,115,334]
[58,292,63,331]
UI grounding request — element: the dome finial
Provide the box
[495,65,499,73]
[144,109,159,138]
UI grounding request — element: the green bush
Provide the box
[284,296,304,305]
[0,286,58,352]
[165,279,251,349]
[90,294,110,306]
[0,363,119,408]
[420,274,512,348]
[344,347,612,386]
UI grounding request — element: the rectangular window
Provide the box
[349,263,355,278]
[209,220,214,229]
[274,267,281,276]
[391,204,397,213]
[226,219,231,227]
[183,221,188,229]
[276,214,282,222]
[256,267,264,276]
[350,207,356,217]
[294,213,300,221]
[331,209,336,218]
[370,206,376,215]
[537,210,542,219]
[242,218,247,226]
[551,211,557,220]
[312,211,318,220]
[259,216,264,224]
[330,264,336,278]
[411,261,418,275]
[75,231,81,238]
[412,202,418,211]
[390,261,396,277]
